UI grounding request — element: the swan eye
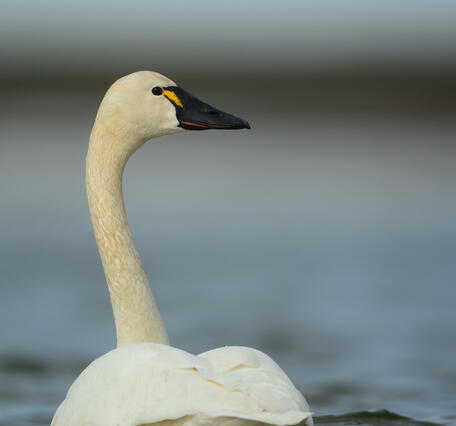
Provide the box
[152,87,163,96]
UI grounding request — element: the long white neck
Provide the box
[86,122,169,347]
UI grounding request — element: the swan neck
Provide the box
[86,123,169,347]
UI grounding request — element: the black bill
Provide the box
[162,86,250,131]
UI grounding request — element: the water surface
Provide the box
[1,89,455,425]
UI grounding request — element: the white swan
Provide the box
[51,71,313,426]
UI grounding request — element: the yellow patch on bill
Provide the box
[162,89,184,108]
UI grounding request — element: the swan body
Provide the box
[51,71,312,426]
[52,344,311,426]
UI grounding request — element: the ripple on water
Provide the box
[314,410,446,426]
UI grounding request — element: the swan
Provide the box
[51,71,313,426]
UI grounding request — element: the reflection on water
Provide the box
[0,89,455,425]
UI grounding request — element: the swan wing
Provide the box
[51,343,312,426]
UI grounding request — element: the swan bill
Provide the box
[162,86,251,131]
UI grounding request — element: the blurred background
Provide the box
[1,1,455,425]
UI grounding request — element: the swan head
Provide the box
[94,71,250,143]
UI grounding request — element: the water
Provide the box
[1,88,455,425]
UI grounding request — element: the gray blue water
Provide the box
[1,88,455,425]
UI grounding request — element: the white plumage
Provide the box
[51,72,312,426]
[52,344,312,426]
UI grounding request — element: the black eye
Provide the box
[152,87,163,96]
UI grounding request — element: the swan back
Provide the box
[51,344,312,426]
